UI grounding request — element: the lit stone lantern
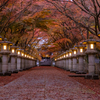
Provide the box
[24,52,27,70]
[31,56,34,67]
[0,36,3,72]
[97,31,100,37]
[71,47,77,72]
[75,42,86,74]
[62,53,66,70]
[55,57,59,68]
[65,52,69,71]
[28,54,32,68]
[21,49,25,70]
[10,45,18,73]
[27,53,30,69]
[17,48,22,71]
[83,36,99,79]
[0,38,12,75]
[68,50,72,71]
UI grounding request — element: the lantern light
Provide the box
[80,48,83,53]
[69,53,71,56]
[74,51,76,54]
[97,31,100,37]
[0,36,2,41]
[90,44,94,49]
[3,45,7,50]
[18,51,20,55]
[22,53,24,56]
[12,49,14,53]
[66,54,68,57]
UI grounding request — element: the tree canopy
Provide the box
[0,0,100,60]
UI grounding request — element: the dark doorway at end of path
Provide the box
[40,57,51,66]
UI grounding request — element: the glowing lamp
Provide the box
[97,31,100,37]
[74,51,76,54]
[80,48,83,53]
[12,49,14,53]
[18,51,20,55]
[3,45,7,50]
[69,53,72,56]
[22,53,24,56]
[0,36,2,41]
[90,44,94,49]
[66,54,68,57]
[64,55,65,58]
[25,54,26,57]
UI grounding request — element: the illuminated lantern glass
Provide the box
[25,54,26,57]
[66,54,68,57]
[64,55,65,58]
[3,45,7,50]
[22,53,24,56]
[90,44,94,49]
[12,49,14,53]
[80,48,83,53]
[18,51,20,55]
[69,53,71,56]
[74,51,76,54]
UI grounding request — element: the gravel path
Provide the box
[0,66,99,100]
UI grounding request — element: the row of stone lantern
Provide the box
[55,36,100,79]
[0,36,36,75]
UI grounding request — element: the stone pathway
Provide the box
[0,66,99,100]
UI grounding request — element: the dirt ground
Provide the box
[0,66,100,96]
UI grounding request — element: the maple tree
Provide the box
[45,0,100,38]
[0,0,100,59]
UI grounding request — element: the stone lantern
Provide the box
[21,49,25,70]
[75,42,86,74]
[71,47,77,72]
[83,36,99,79]
[68,50,72,71]
[10,45,18,73]
[0,38,12,75]
[0,36,3,72]
[65,51,69,71]
[17,48,22,71]
[27,53,30,69]
[62,53,66,70]
[28,54,31,68]
[24,52,27,70]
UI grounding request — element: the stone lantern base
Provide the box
[0,72,11,76]
[76,71,86,74]
[85,74,99,79]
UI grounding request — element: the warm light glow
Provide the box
[3,45,7,50]
[80,48,83,53]
[74,51,76,54]
[64,55,65,57]
[66,54,68,57]
[22,53,24,56]
[55,59,56,61]
[0,38,2,41]
[12,49,14,53]
[90,44,94,49]
[69,53,71,56]
[18,51,20,55]
[25,54,26,57]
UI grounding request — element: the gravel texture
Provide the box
[0,66,99,100]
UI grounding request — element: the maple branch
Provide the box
[0,0,9,10]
